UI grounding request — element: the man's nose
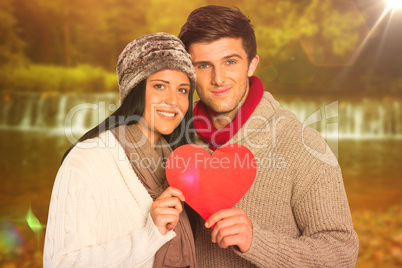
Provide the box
[211,66,226,86]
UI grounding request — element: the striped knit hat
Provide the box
[116,32,196,103]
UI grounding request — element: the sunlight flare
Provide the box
[387,0,402,9]
[347,5,393,65]
[26,204,45,234]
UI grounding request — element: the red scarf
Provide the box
[193,76,264,151]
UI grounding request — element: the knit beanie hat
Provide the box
[116,32,196,103]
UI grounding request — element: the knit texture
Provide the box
[193,91,359,267]
[44,131,176,267]
[117,32,196,102]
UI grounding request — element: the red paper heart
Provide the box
[166,144,256,220]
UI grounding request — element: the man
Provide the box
[178,5,359,267]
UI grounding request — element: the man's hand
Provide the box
[205,208,253,252]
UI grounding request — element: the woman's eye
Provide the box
[154,84,165,90]
[178,88,189,94]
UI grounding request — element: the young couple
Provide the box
[44,5,359,268]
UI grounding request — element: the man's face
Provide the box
[189,38,259,116]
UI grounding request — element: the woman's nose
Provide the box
[165,90,178,107]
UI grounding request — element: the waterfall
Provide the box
[279,96,402,139]
[0,92,119,136]
[0,92,401,139]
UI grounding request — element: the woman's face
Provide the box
[140,69,190,144]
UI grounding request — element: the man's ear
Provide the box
[247,55,259,77]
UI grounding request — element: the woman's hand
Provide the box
[150,187,185,235]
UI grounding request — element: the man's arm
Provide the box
[206,164,359,267]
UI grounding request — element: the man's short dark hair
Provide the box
[178,5,257,63]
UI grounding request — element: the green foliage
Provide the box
[0,0,399,95]
[146,0,205,36]
[361,75,402,96]
[3,0,368,70]
[0,64,117,93]
[241,0,366,63]
[0,0,26,66]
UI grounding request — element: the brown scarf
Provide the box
[112,124,197,268]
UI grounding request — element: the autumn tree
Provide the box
[0,0,25,67]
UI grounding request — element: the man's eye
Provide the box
[154,84,165,90]
[226,60,236,65]
[198,64,209,69]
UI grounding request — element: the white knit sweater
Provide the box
[43,131,176,267]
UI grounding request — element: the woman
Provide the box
[44,33,197,267]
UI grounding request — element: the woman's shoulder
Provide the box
[61,131,121,173]
[55,130,132,194]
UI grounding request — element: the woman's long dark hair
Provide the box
[62,78,195,163]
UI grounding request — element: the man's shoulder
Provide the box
[254,91,294,117]
[247,91,300,131]
[249,92,338,165]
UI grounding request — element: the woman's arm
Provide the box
[44,150,175,267]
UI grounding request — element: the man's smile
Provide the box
[211,87,231,97]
